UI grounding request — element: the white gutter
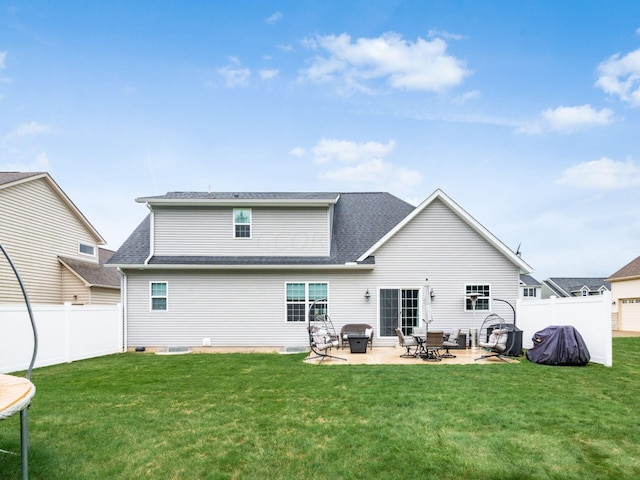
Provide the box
[143,203,154,265]
[111,262,374,271]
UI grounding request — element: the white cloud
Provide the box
[517,105,614,134]
[0,51,6,69]
[542,105,614,132]
[299,32,470,93]
[595,48,640,106]
[427,29,465,41]
[289,147,306,157]
[278,44,294,52]
[217,65,250,88]
[557,157,640,189]
[319,158,422,188]
[3,121,52,141]
[311,138,396,164]
[265,12,282,25]
[0,151,51,172]
[452,89,480,104]
[259,68,279,80]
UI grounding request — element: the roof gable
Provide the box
[59,248,121,288]
[357,189,532,273]
[0,171,106,244]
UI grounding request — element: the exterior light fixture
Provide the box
[364,289,371,300]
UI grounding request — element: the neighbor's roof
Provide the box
[0,171,106,245]
[520,274,541,286]
[58,248,121,289]
[0,172,43,186]
[543,277,611,296]
[607,255,640,281]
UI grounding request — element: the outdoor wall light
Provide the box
[429,288,435,300]
[364,289,371,300]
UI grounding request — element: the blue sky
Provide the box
[1,1,640,280]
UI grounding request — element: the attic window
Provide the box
[78,242,95,256]
[234,208,251,238]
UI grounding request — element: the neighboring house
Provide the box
[541,278,611,299]
[606,256,640,332]
[0,172,120,304]
[108,189,533,349]
[519,274,541,300]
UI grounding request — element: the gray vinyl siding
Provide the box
[0,178,101,304]
[364,198,520,343]
[124,199,522,348]
[153,206,329,257]
[89,287,121,305]
[61,267,90,304]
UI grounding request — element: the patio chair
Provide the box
[423,330,444,361]
[475,310,515,363]
[395,328,418,357]
[306,301,345,363]
[441,328,461,358]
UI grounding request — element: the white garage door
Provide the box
[620,298,640,332]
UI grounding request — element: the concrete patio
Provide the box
[303,346,521,365]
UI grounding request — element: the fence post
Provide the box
[64,302,72,363]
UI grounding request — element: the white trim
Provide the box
[111,262,375,271]
[136,196,340,208]
[356,189,532,273]
[121,271,128,351]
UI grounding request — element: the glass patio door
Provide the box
[380,288,421,336]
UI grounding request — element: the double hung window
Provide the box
[151,282,168,311]
[234,208,251,238]
[285,282,328,322]
[465,284,490,311]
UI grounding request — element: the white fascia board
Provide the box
[357,188,533,274]
[135,196,340,208]
[113,262,374,271]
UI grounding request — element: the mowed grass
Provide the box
[1,338,639,479]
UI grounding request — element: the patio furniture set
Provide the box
[395,328,468,361]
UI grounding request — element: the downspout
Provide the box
[143,202,154,265]
[119,268,128,352]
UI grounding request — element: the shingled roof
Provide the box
[59,248,121,288]
[108,192,414,266]
[607,255,640,281]
[0,172,45,187]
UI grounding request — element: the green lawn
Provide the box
[1,338,639,479]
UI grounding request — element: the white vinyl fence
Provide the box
[517,292,613,367]
[0,303,123,374]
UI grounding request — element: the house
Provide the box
[519,274,541,300]
[606,256,640,332]
[0,172,120,304]
[541,278,611,299]
[107,189,533,349]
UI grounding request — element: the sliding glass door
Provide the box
[380,288,421,336]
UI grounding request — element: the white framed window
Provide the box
[465,284,490,311]
[285,282,328,322]
[150,282,168,311]
[78,242,96,256]
[523,287,537,298]
[233,208,251,238]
